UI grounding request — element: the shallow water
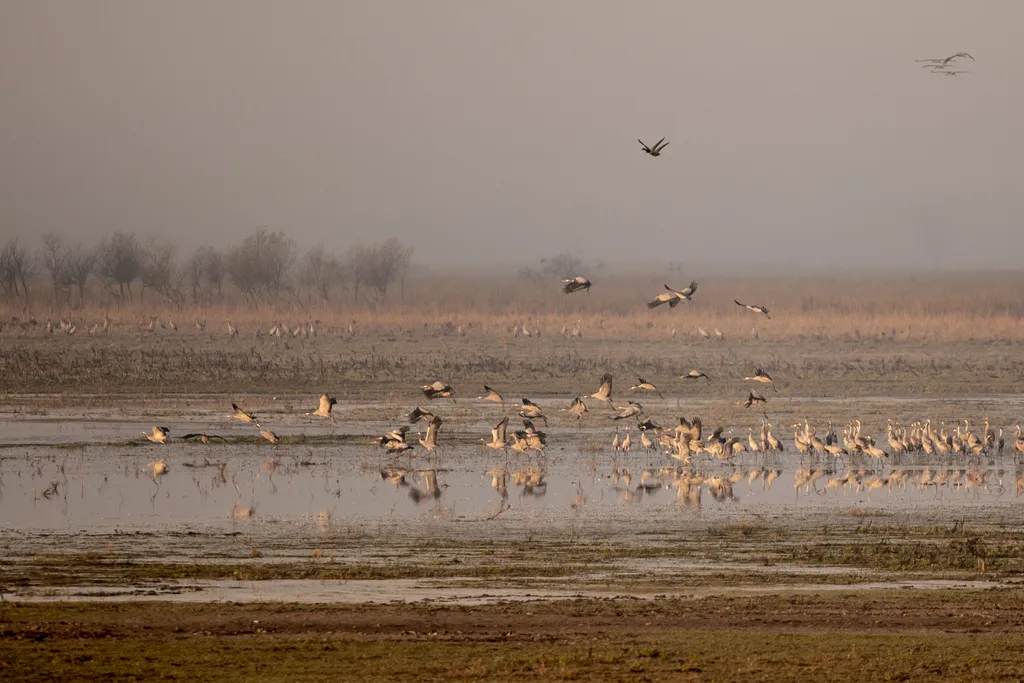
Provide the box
[13,577,1006,605]
[3,400,1023,602]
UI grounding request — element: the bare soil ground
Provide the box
[4,594,1024,681]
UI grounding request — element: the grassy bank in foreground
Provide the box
[3,594,1024,681]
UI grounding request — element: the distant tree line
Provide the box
[0,230,413,311]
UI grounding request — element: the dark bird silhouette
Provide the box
[639,137,670,156]
[740,391,768,409]
[915,52,974,66]
[637,417,662,432]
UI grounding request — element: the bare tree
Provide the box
[540,253,586,280]
[204,248,226,300]
[0,238,36,310]
[98,232,142,303]
[140,238,182,305]
[347,238,413,302]
[300,245,345,303]
[65,243,96,306]
[225,228,296,306]
[186,246,226,305]
[40,233,70,305]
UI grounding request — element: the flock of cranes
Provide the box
[130,374,1024,510]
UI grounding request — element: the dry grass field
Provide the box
[3,272,1023,398]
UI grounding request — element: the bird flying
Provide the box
[744,368,778,392]
[639,137,670,156]
[232,403,257,423]
[648,282,698,309]
[311,392,337,419]
[143,426,170,444]
[734,300,771,319]
[477,385,505,404]
[408,406,435,424]
[562,276,592,295]
[484,416,509,450]
[611,400,643,421]
[630,377,663,398]
[419,416,443,453]
[590,373,614,405]
[739,391,768,409]
[421,381,456,401]
[567,395,589,421]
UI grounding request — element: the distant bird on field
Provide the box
[735,300,771,319]
[562,276,592,294]
[681,370,709,382]
[638,137,670,157]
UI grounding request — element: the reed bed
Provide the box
[6,271,1024,343]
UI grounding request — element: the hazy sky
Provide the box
[1,1,1021,268]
